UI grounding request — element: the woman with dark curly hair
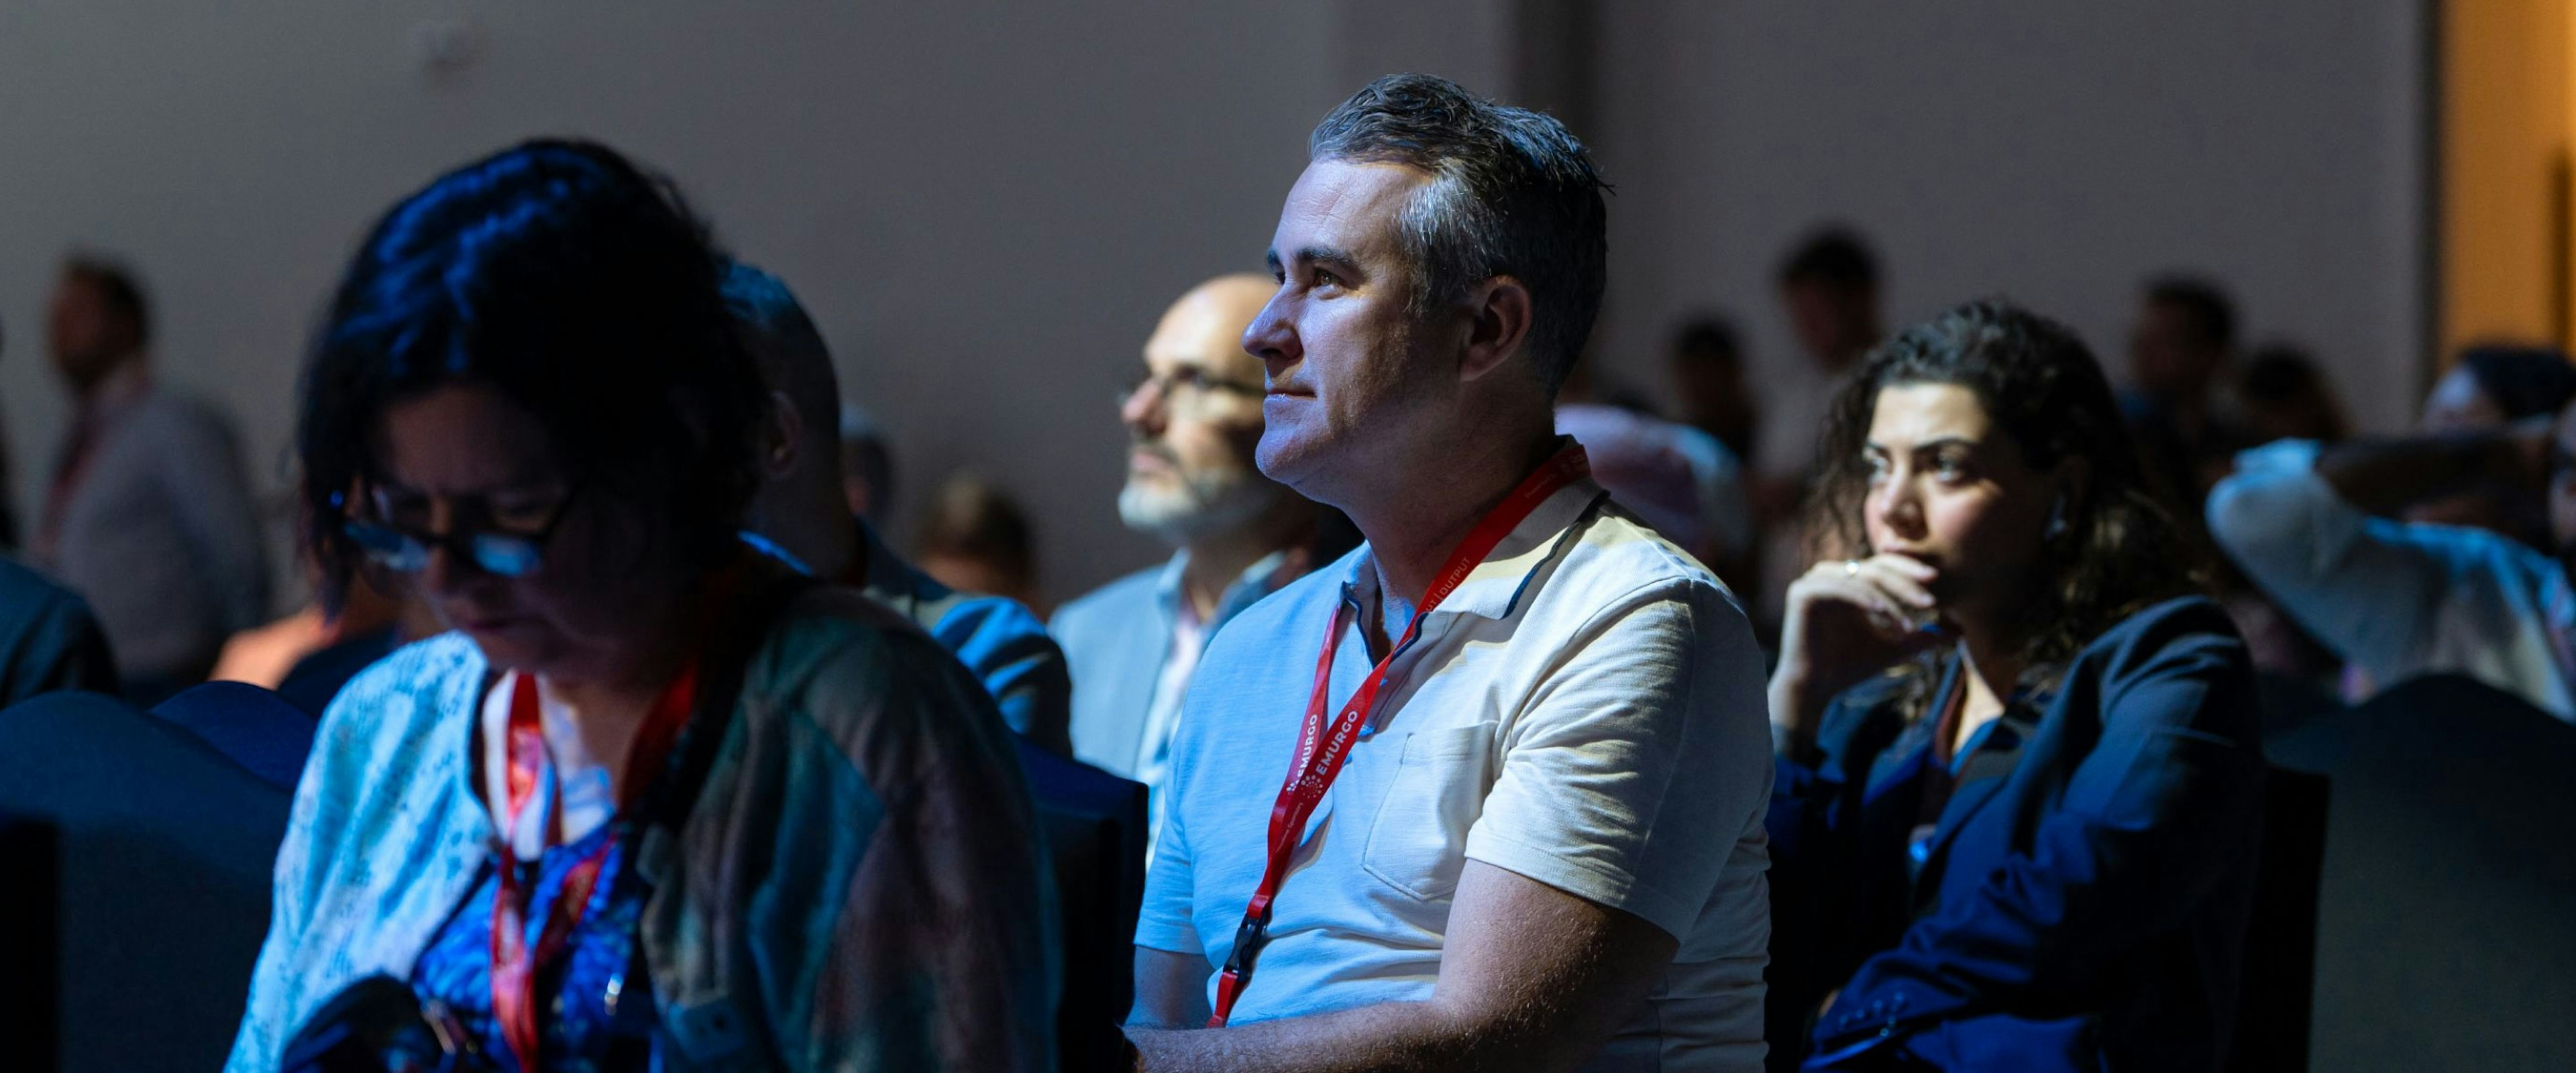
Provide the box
[225,139,1054,1072]
[1764,300,2264,1071]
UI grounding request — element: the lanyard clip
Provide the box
[1221,911,1271,980]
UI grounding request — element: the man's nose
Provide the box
[1242,292,1299,376]
[1122,376,1169,434]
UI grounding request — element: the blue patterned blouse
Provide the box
[410,822,655,1072]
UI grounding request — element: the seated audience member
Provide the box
[1127,74,1773,1072]
[34,256,270,702]
[211,545,419,689]
[839,401,896,522]
[2402,345,2576,534]
[1756,227,1885,631]
[1668,313,1759,467]
[1053,274,1325,817]
[227,139,1053,1072]
[2122,275,2253,511]
[1767,300,2264,1070]
[2210,380,2576,722]
[0,316,20,548]
[0,553,118,703]
[914,471,1049,614]
[1556,358,1754,573]
[2237,343,2349,446]
[729,260,1073,754]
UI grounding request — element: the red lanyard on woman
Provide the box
[490,657,700,1071]
[1206,444,1590,1027]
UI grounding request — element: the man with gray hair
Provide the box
[727,261,1073,754]
[1125,74,1773,1071]
[1053,274,1329,836]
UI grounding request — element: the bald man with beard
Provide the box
[1055,275,1326,838]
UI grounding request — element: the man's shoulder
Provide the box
[1051,562,1169,640]
[1552,503,1741,614]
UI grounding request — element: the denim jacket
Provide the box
[225,585,1059,1071]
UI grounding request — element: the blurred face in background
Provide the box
[1783,280,1877,372]
[2127,298,2222,404]
[47,274,133,392]
[1118,276,1282,545]
[2418,365,2507,435]
[2412,365,2518,531]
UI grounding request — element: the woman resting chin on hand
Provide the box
[1763,300,2265,1072]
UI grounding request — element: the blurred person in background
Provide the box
[1754,227,1884,633]
[1053,274,1328,825]
[914,470,1048,614]
[2123,275,2253,513]
[2216,343,2349,687]
[0,313,113,702]
[2211,345,2576,720]
[1768,300,2260,1070]
[1556,351,1754,579]
[0,315,17,549]
[34,255,270,703]
[1668,313,1758,467]
[731,259,1073,754]
[838,401,896,522]
[231,139,1053,1072]
[2236,343,2349,446]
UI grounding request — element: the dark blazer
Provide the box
[1768,596,2265,1071]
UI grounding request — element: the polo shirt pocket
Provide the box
[1362,722,1498,901]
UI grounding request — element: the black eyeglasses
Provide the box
[340,483,582,579]
[1120,366,1267,418]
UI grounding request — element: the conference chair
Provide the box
[2308,675,2576,1071]
[2226,765,2329,1072]
[0,690,290,1072]
[1016,737,1150,1072]
[0,813,59,1071]
[152,680,319,790]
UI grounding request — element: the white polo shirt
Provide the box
[1135,478,1774,1072]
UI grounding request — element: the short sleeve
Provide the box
[1464,582,1771,940]
[1132,740,1204,956]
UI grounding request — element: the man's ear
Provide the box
[1458,276,1535,384]
[760,389,803,481]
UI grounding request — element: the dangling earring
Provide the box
[2045,493,2070,539]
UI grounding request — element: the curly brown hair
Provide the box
[1805,298,2206,714]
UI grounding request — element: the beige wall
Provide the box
[1585,0,2431,435]
[0,1,2433,610]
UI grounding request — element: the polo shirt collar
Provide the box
[1340,475,1608,624]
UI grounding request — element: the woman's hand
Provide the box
[1768,553,1945,751]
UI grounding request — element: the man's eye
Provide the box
[1313,270,1343,289]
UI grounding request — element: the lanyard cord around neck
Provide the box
[1205,444,1590,1027]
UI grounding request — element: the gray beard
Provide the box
[1119,463,1285,546]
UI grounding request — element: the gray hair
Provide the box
[1307,72,1609,391]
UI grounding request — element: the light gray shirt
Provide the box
[38,383,269,681]
[2208,438,2576,722]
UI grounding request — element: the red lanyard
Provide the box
[490,657,700,1070]
[1207,444,1589,1027]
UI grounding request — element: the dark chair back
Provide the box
[152,681,319,790]
[2226,765,2328,1072]
[0,814,60,1072]
[1015,738,1149,1073]
[0,690,292,1072]
[2310,675,2576,1071]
